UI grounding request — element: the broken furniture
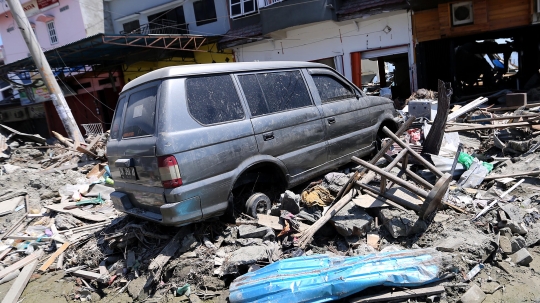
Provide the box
[352,126,452,220]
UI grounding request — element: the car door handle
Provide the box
[263,132,274,141]
[327,117,336,124]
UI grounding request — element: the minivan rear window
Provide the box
[238,70,312,117]
[122,86,158,138]
[186,75,244,125]
[110,96,126,140]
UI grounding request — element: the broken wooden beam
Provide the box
[0,250,42,280]
[484,170,540,180]
[424,80,452,155]
[446,121,538,132]
[38,242,70,272]
[1,258,42,303]
[334,117,416,202]
[52,131,74,148]
[71,270,102,280]
[447,97,489,121]
[144,226,191,288]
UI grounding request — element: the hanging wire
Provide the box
[54,49,114,111]
[55,75,105,123]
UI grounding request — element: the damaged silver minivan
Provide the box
[108,61,399,225]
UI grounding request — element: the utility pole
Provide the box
[6,0,84,142]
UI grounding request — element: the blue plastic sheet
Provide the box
[229,248,444,303]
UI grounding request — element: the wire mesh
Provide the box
[81,123,104,136]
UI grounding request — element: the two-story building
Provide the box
[411,0,540,101]
[106,0,234,82]
[0,0,234,138]
[219,0,416,101]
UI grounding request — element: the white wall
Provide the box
[0,0,92,64]
[233,10,416,90]
[78,0,105,36]
[109,0,229,36]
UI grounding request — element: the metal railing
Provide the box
[121,20,189,35]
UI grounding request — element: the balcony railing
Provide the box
[121,19,189,35]
[259,0,283,8]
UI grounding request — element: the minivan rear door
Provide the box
[236,70,327,179]
[107,81,164,214]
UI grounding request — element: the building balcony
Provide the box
[121,20,189,35]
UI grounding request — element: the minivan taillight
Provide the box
[158,155,182,189]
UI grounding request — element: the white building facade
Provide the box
[225,7,417,96]
[0,0,104,64]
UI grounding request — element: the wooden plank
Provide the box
[38,242,70,272]
[44,203,109,222]
[446,121,537,132]
[76,146,98,158]
[39,163,79,175]
[0,247,13,261]
[7,236,53,242]
[71,270,102,280]
[0,250,42,280]
[0,215,26,240]
[349,285,445,303]
[366,233,380,250]
[0,196,24,216]
[257,214,283,230]
[57,253,65,270]
[1,259,41,303]
[144,227,191,287]
[257,214,310,232]
[352,195,390,209]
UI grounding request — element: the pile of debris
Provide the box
[2,83,540,303]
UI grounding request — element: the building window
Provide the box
[193,0,217,26]
[46,21,57,44]
[122,20,141,34]
[7,26,14,33]
[59,5,69,12]
[147,6,187,34]
[230,0,257,18]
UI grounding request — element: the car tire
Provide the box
[245,192,271,219]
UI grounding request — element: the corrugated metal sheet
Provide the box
[229,248,445,303]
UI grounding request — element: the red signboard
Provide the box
[37,0,59,10]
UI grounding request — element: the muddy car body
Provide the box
[108,61,399,225]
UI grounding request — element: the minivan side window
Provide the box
[110,96,126,140]
[186,75,244,125]
[312,75,355,103]
[238,70,312,117]
[122,86,158,138]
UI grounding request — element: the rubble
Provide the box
[2,86,540,302]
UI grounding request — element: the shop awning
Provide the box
[0,33,215,77]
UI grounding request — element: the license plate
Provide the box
[119,167,137,180]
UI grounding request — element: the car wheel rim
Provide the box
[255,200,267,214]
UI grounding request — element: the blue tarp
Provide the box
[229,248,444,303]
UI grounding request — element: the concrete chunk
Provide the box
[237,225,274,240]
[499,236,513,254]
[510,236,526,253]
[436,237,464,252]
[329,202,373,237]
[460,283,486,303]
[279,190,300,214]
[379,208,427,238]
[510,248,533,266]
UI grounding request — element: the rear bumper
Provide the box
[111,191,202,226]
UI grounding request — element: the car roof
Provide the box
[122,61,329,91]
